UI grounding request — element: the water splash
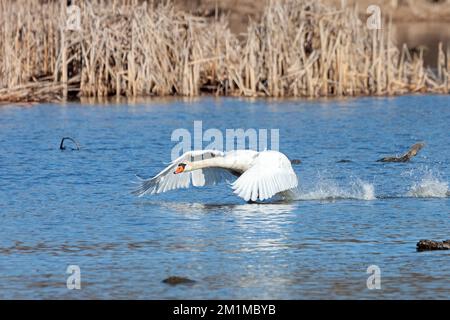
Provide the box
[293,177,376,201]
[407,171,449,198]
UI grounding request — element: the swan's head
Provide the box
[174,162,192,174]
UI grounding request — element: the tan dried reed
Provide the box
[0,0,449,102]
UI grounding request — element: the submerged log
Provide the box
[416,239,450,251]
[377,142,425,162]
[162,276,196,285]
[337,159,352,163]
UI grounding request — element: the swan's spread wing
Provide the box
[231,151,298,201]
[132,150,234,196]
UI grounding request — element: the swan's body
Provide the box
[132,150,298,202]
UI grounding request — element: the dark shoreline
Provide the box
[2,91,450,108]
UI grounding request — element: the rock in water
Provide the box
[416,239,450,251]
[377,142,425,163]
[162,276,196,285]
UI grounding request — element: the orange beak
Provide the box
[174,165,184,174]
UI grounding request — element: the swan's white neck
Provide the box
[189,158,228,171]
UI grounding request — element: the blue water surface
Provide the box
[0,95,449,299]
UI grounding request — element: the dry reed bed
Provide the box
[0,0,449,102]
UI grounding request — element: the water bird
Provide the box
[132,150,298,202]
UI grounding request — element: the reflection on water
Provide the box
[0,95,449,299]
[154,201,297,216]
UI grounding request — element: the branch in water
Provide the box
[417,239,450,251]
[377,142,425,162]
[60,137,80,150]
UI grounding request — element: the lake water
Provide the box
[0,95,449,299]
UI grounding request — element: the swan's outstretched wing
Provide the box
[132,150,234,197]
[231,151,298,201]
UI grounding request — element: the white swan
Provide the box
[132,150,298,202]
